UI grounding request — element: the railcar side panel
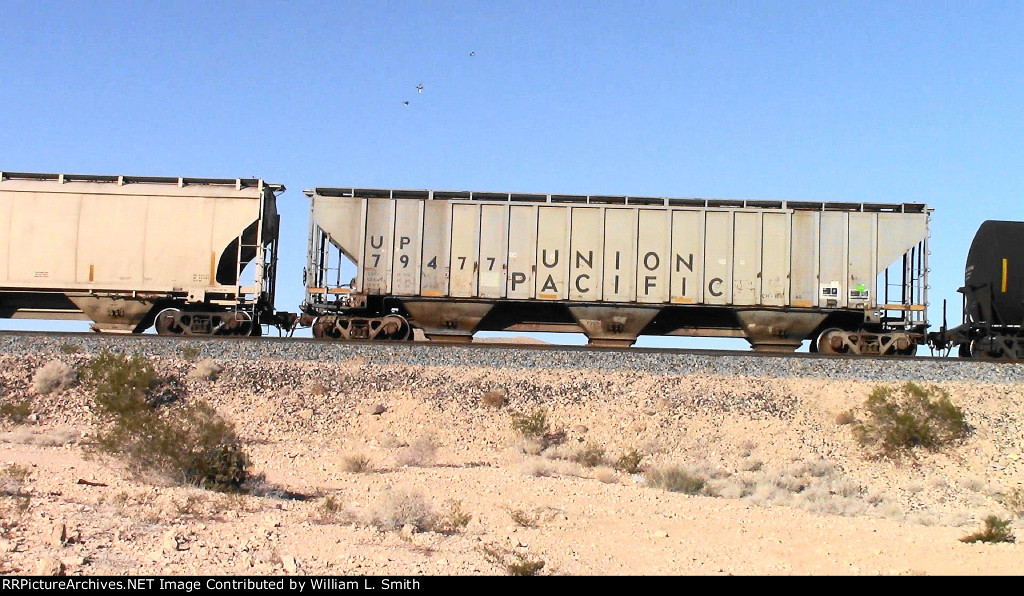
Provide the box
[449,203,480,297]
[478,204,509,298]
[569,207,603,301]
[760,212,790,306]
[506,205,537,299]
[536,206,569,300]
[419,200,451,296]
[790,211,820,307]
[848,212,876,308]
[819,211,849,309]
[602,208,637,302]
[391,200,421,296]
[0,196,10,281]
[363,199,395,295]
[77,195,147,284]
[670,210,704,304]
[733,211,762,306]
[877,212,928,276]
[636,209,670,304]
[703,211,734,305]
[11,192,80,284]
[143,198,214,288]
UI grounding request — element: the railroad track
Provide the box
[0,329,1002,364]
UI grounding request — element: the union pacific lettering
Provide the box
[508,250,701,300]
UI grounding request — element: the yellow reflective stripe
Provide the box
[1002,258,1008,293]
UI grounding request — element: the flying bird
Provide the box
[403,101,409,106]
[416,83,423,94]
[469,51,475,56]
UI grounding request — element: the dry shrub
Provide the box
[480,389,507,408]
[0,465,31,527]
[853,382,967,457]
[520,458,555,477]
[960,515,1015,543]
[594,466,619,484]
[372,488,433,531]
[834,409,857,425]
[998,486,1024,518]
[396,436,438,467]
[571,443,606,468]
[482,544,545,576]
[516,437,545,456]
[738,457,763,472]
[179,346,202,362]
[32,360,77,394]
[428,499,472,534]
[646,464,706,495]
[188,358,223,381]
[316,495,351,523]
[506,507,540,528]
[340,452,372,473]
[0,427,79,446]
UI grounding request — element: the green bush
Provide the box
[85,351,249,492]
[0,400,32,424]
[852,382,967,457]
[82,350,156,418]
[510,408,549,440]
[614,449,645,474]
[960,515,1015,544]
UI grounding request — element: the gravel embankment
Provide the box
[0,333,1021,575]
[2,333,1023,383]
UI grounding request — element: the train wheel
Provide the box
[311,317,326,339]
[379,315,412,340]
[969,338,1001,359]
[957,343,972,358]
[312,316,344,340]
[893,334,917,356]
[896,343,918,356]
[154,309,184,335]
[816,328,848,355]
[212,311,253,336]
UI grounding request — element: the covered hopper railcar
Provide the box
[302,187,931,354]
[0,172,291,335]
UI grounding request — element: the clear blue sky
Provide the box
[2,1,1022,351]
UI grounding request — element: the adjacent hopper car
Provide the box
[0,172,291,335]
[3,169,1019,359]
[303,187,930,354]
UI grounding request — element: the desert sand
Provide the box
[0,348,1022,576]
